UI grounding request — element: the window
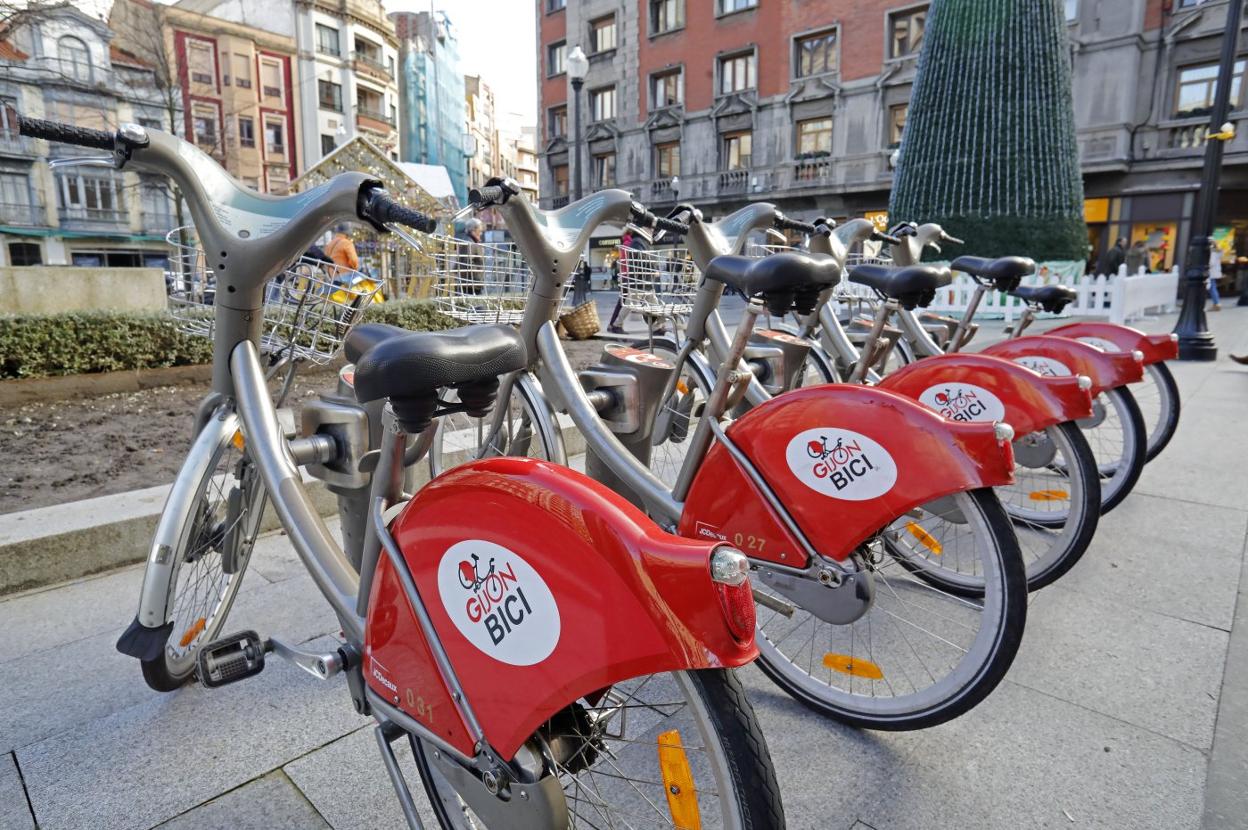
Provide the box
[268,167,290,194]
[318,79,343,112]
[192,104,218,147]
[547,41,566,76]
[58,36,91,81]
[233,53,251,88]
[140,176,173,229]
[889,6,927,59]
[260,59,282,99]
[46,101,111,132]
[1064,0,1078,21]
[655,141,680,177]
[593,152,616,188]
[548,0,566,10]
[8,242,41,266]
[265,118,285,155]
[652,67,683,109]
[0,172,35,224]
[590,86,616,121]
[590,15,617,54]
[553,164,569,196]
[651,0,684,34]
[316,24,341,56]
[719,51,756,95]
[723,130,752,169]
[719,0,757,14]
[0,100,16,137]
[57,172,122,219]
[1175,60,1246,118]
[357,86,384,118]
[238,116,255,148]
[187,40,215,85]
[888,103,908,147]
[321,134,336,156]
[795,29,837,78]
[549,104,567,139]
[796,117,832,156]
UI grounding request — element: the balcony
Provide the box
[717,169,749,194]
[650,177,677,202]
[352,50,393,81]
[1148,117,1248,162]
[356,106,395,133]
[551,194,570,208]
[0,129,34,157]
[793,156,833,186]
[58,206,129,231]
[0,202,45,226]
[317,44,342,58]
[262,86,283,100]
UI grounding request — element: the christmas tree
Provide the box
[888,0,1086,260]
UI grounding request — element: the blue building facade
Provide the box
[391,10,467,205]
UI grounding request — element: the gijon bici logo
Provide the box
[785,428,898,501]
[919,382,1006,423]
[1015,355,1072,377]
[438,540,561,666]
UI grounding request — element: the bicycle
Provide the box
[392,180,1029,731]
[13,111,785,829]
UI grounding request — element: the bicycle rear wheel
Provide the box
[1077,386,1146,513]
[410,669,784,830]
[1134,362,1180,462]
[140,410,266,691]
[429,374,561,478]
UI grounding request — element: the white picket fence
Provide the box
[922,264,1179,324]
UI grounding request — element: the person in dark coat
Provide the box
[1096,237,1127,276]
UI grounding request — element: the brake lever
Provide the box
[387,223,427,252]
[48,156,116,170]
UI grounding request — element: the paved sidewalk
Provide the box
[2,308,1246,829]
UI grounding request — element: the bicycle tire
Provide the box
[140,413,266,692]
[1080,385,1146,514]
[428,375,561,478]
[1140,361,1180,462]
[410,668,784,830]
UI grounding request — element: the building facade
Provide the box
[537,0,1248,272]
[391,10,468,204]
[465,74,501,190]
[0,4,177,268]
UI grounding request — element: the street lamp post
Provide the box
[1173,0,1242,359]
[567,46,589,202]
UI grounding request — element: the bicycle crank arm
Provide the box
[752,588,795,618]
[267,636,351,680]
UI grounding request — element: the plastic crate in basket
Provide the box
[617,246,697,317]
[427,234,538,326]
[165,226,382,364]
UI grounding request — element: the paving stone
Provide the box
[153,771,329,830]
[1059,492,1247,629]
[854,681,1206,830]
[1133,396,1248,511]
[0,571,339,755]
[0,754,33,830]
[1010,585,1227,750]
[1202,533,1248,828]
[18,637,365,830]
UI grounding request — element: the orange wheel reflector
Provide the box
[1029,490,1070,501]
[676,379,690,395]
[656,729,701,830]
[231,430,245,451]
[905,521,943,556]
[823,653,885,680]
[179,617,207,648]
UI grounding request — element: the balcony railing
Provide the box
[262,86,283,99]
[793,156,833,185]
[356,107,395,128]
[317,44,342,58]
[58,206,128,230]
[0,129,33,156]
[551,194,570,208]
[0,202,44,226]
[650,177,677,202]
[352,51,393,79]
[717,168,749,194]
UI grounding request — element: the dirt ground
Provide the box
[0,338,607,515]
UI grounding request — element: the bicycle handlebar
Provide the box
[17,114,115,150]
[774,215,816,234]
[629,202,690,236]
[871,230,902,246]
[470,185,506,207]
[359,189,437,233]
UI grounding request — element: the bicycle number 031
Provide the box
[405,688,435,723]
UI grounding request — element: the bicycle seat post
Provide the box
[849,298,898,384]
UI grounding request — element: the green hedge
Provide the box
[0,299,458,380]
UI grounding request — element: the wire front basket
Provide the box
[428,234,536,325]
[166,227,382,364]
[617,246,698,317]
[837,253,894,303]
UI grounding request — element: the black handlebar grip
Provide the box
[776,216,817,234]
[365,192,437,233]
[18,115,114,150]
[471,185,506,207]
[654,215,690,235]
[872,230,902,246]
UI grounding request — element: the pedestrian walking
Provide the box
[323,226,359,283]
[1125,240,1148,275]
[1208,238,1222,311]
[572,257,592,306]
[456,217,486,294]
[608,228,647,334]
[1096,237,1127,276]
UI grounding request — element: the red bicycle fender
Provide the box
[1044,321,1179,364]
[679,385,1015,566]
[876,353,1093,435]
[366,457,757,761]
[981,335,1144,394]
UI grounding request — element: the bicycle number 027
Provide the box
[733,533,766,553]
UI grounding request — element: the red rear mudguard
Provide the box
[876,353,1093,436]
[679,385,1015,566]
[980,335,1143,394]
[366,457,756,761]
[1043,321,1178,365]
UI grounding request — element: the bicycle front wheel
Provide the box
[1134,361,1181,462]
[429,374,561,478]
[754,488,1027,730]
[141,411,266,691]
[411,669,784,830]
[1077,386,1146,513]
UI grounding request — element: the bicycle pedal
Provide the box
[196,630,266,688]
